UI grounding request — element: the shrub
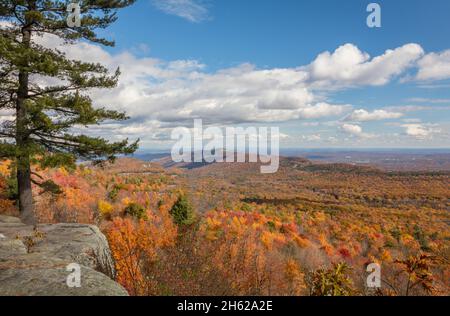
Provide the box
[124,202,147,220]
[98,200,114,219]
[306,262,355,296]
[266,221,276,232]
[413,225,430,251]
[108,184,125,201]
[390,227,401,242]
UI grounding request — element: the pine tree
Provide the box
[0,1,138,223]
[170,195,195,226]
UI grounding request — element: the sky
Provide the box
[5,0,450,150]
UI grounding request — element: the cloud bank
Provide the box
[2,27,446,147]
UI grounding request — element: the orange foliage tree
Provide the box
[107,211,177,295]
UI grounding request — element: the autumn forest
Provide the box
[1,155,448,296]
[1,0,449,299]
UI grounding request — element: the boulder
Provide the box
[0,215,128,296]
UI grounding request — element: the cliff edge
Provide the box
[0,215,128,296]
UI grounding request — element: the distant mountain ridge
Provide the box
[132,149,450,172]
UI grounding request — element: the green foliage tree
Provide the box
[306,262,355,296]
[108,183,124,201]
[124,202,146,220]
[6,167,18,200]
[0,1,138,223]
[170,195,195,226]
[413,225,430,251]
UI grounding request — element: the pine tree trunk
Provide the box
[17,152,34,224]
[16,4,35,224]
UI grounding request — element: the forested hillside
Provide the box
[1,157,448,296]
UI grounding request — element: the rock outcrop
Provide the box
[0,215,128,296]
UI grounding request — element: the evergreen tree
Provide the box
[0,1,138,223]
[170,195,195,226]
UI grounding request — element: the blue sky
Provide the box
[108,0,450,67]
[33,0,450,149]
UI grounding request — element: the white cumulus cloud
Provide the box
[401,124,437,139]
[342,123,363,135]
[415,50,450,81]
[305,43,424,88]
[345,109,403,121]
[341,123,375,139]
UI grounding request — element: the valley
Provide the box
[1,153,447,296]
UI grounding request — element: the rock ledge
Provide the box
[0,215,128,296]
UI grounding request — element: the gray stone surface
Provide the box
[0,215,128,296]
